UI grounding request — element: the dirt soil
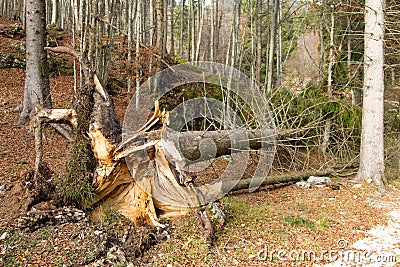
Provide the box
[0,15,400,267]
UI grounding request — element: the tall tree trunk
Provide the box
[249,0,255,80]
[169,0,175,56]
[155,0,164,56]
[149,0,154,46]
[355,0,386,191]
[19,0,51,124]
[327,11,335,95]
[14,0,24,23]
[51,0,57,25]
[178,0,184,56]
[135,0,141,109]
[127,0,133,92]
[225,0,240,68]
[188,0,195,61]
[318,0,325,84]
[210,0,215,62]
[266,0,279,93]
[255,0,262,85]
[73,0,80,33]
[214,0,223,62]
[195,0,204,61]
[322,9,335,155]
[276,0,282,87]
[162,0,167,54]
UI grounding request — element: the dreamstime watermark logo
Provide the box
[122,62,276,208]
[257,240,398,264]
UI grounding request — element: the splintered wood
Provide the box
[93,102,201,226]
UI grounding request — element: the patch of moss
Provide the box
[103,206,119,223]
[56,140,95,209]
[281,215,315,230]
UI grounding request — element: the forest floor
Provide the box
[0,16,400,266]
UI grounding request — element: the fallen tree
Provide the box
[36,46,330,230]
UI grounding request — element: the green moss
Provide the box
[103,206,119,222]
[281,215,315,230]
[48,57,73,77]
[56,140,95,209]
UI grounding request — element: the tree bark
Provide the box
[355,0,386,191]
[322,10,335,155]
[178,0,184,56]
[19,0,51,125]
[160,129,274,163]
[195,0,204,61]
[210,0,215,62]
[231,169,334,192]
[255,0,262,85]
[127,0,133,93]
[51,0,57,25]
[266,0,279,93]
[169,0,175,55]
[155,0,165,56]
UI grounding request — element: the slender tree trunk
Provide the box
[249,0,255,81]
[80,0,88,89]
[188,0,195,61]
[355,0,386,191]
[120,0,127,31]
[162,0,167,54]
[19,0,51,124]
[327,11,335,95]
[195,0,204,61]
[255,0,262,85]
[155,0,164,56]
[276,0,282,87]
[149,0,155,46]
[237,12,248,71]
[214,0,223,62]
[50,0,57,25]
[11,0,22,21]
[135,0,141,109]
[178,0,184,56]
[226,0,240,67]
[347,16,355,105]
[127,0,133,92]
[148,0,155,73]
[319,0,325,83]
[266,0,279,93]
[210,0,215,62]
[169,0,175,55]
[73,0,80,33]
[322,10,335,155]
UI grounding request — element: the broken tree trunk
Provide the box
[33,107,78,179]
[45,46,201,226]
[230,169,334,192]
[41,46,327,228]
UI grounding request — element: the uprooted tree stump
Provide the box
[37,46,331,233]
[41,46,210,227]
